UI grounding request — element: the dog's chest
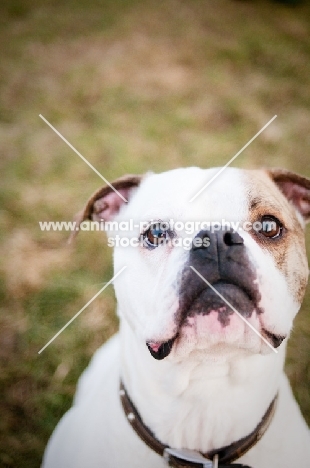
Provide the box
[69,337,310,468]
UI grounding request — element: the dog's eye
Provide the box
[259,216,282,238]
[142,222,170,248]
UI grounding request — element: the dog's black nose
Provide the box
[191,228,244,264]
[192,229,243,251]
[188,228,255,299]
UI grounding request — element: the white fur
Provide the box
[42,167,310,468]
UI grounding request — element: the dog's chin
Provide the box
[146,284,286,360]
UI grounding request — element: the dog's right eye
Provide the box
[259,215,283,239]
[142,223,170,249]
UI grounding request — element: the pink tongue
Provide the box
[147,342,161,353]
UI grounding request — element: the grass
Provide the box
[1,0,310,466]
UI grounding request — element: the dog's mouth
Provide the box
[146,336,177,360]
[146,329,286,361]
[261,328,286,348]
[146,281,287,360]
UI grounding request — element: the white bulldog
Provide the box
[42,167,310,468]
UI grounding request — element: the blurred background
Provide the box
[0,0,310,466]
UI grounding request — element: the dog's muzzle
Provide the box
[146,228,263,360]
[179,227,262,321]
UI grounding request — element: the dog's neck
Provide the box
[119,319,285,453]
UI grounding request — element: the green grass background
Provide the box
[1,0,310,466]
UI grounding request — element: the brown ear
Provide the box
[69,174,143,242]
[268,168,310,222]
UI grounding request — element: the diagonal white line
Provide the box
[189,115,277,202]
[38,266,127,354]
[39,114,127,202]
[190,266,277,353]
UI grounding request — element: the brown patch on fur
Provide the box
[243,170,309,305]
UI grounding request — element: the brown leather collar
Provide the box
[120,380,278,468]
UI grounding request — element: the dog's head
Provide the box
[76,167,310,361]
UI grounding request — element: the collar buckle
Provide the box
[163,447,213,467]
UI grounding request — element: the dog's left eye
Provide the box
[142,223,170,248]
[259,216,283,239]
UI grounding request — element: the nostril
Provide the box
[224,232,233,246]
[224,231,243,246]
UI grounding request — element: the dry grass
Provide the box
[1,0,310,466]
